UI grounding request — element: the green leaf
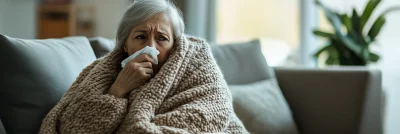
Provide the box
[361,47,370,62]
[368,15,386,41]
[316,1,364,57]
[314,44,334,57]
[369,52,380,62]
[352,9,361,33]
[315,0,342,31]
[325,47,339,65]
[381,6,400,14]
[342,14,353,33]
[325,55,337,65]
[315,2,345,40]
[313,30,335,38]
[361,0,382,30]
[341,36,364,58]
[368,7,400,41]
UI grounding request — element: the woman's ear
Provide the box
[123,44,128,53]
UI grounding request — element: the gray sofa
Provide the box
[0,34,383,134]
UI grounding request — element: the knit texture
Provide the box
[39,36,248,134]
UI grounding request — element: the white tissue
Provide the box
[121,46,160,68]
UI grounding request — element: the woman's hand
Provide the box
[108,54,155,98]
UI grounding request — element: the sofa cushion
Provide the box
[88,37,115,58]
[211,39,273,85]
[229,79,298,134]
[0,34,96,134]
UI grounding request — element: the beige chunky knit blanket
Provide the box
[39,36,248,134]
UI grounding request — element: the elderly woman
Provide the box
[39,0,247,133]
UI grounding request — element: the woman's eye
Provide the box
[135,35,145,39]
[158,36,168,41]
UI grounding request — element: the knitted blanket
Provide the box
[39,36,248,134]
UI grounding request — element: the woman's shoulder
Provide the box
[185,35,206,43]
[183,35,212,52]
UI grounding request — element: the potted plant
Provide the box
[313,0,400,66]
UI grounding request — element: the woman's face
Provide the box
[124,13,174,73]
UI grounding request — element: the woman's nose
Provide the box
[147,38,156,48]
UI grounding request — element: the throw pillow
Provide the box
[211,39,273,85]
[229,79,298,134]
[0,34,96,134]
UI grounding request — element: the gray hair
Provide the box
[115,0,185,50]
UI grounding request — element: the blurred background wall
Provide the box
[0,0,37,39]
[73,0,130,38]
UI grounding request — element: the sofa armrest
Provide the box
[274,67,382,134]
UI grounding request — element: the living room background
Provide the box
[0,0,399,134]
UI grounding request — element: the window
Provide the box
[216,0,300,66]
